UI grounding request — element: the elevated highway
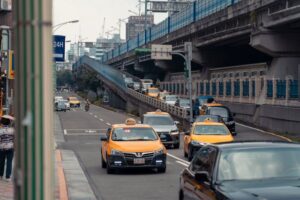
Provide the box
[74,56,300,136]
[101,0,300,84]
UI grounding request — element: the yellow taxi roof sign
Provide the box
[125,118,136,125]
[204,118,213,122]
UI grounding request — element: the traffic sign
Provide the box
[53,35,65,62]
[151,44,172,60]
[135,48,151,55]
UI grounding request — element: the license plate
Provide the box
[133,158,145,164]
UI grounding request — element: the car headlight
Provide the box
[110,149,124,156]
[170,130,179,135]
[190,140,207,146]
[154,148,164,155]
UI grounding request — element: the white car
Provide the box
[54,96,64,104]
[163,95,178,106]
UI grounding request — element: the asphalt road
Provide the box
[56,93,286,200]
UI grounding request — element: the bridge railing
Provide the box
[160,77,300,107]
[127,89,189,119]
[74,56,127,91]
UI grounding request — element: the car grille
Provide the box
[124,152,154,158]
[123,152,155,166]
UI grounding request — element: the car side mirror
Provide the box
[195,171,210,183]
[232,113,236,117]
[184,131,190,136]
[174,121,180,125]
[232,132,237,136]
[100,135,108,141]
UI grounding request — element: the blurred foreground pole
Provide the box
[14,0,54,199]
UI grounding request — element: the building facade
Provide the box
[126,15,154,40]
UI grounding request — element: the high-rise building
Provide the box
[95,34,125,61]
[126,15,154,41]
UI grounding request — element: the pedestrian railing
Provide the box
[160,77,300,106]
[127,89,189,119]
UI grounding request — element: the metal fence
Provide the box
[160,78,300,106]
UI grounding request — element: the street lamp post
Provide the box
[53,19,79,32]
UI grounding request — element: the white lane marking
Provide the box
[176,161,189,167]
[64,128,106,136]
[167,153,190,165]
[94,115,98,118]
[236,122,292,142]
[89,112,93,115]
[100,119,104,122]
[106,123,111,126]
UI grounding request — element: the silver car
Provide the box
[142,112,180,148]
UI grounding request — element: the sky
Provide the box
[53,0,167,45]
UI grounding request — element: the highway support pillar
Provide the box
[14,0,54,199]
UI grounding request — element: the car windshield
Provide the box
[218,148,300,182]
[144,116,174,126]
[195,115,220,122]
[55,96,63,101]
[208,107,229,118]
[180,100,190,107]
[166,96,177,101]
[111,128,158,141]
[193,125,229,135]
[149,88,159,93]
[69,97,78,101]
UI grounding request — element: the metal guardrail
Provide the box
[160,77,300,107]
[127,89,189,119]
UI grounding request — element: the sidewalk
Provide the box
[0,179,13,200]
[0,113,96,200]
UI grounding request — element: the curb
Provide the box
[56,150,68,200]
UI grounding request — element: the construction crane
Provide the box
[101,18,106,38]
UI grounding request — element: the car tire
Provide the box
[179,190,184,200]
[157,166,166,173]
[184,149,188,158]
[188,147,193,162]
[101,152,107,168]
[106,155,114,174]
[174,143,180,149]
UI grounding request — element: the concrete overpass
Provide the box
[74,56,300,136]
[102,0,300,83]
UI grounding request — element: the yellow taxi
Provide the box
[67,96,80,107]
[146,87,160,98]
[100,118,167,174]
[183,119,234,161]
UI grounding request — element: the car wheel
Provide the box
[184,149,188,158]
[106,155,114,174]
[101,152,107,168]
[188,147,193,162]
[157,166,166,173]
[174,143,180,149]
[179,190,184,200]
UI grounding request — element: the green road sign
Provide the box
[135,48,151,55]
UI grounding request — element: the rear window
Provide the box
[194,125,229,135]
[144,115,174,126]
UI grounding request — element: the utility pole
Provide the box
[144,0,148,30]
[185,42,193,124]
[14,0,54,199]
